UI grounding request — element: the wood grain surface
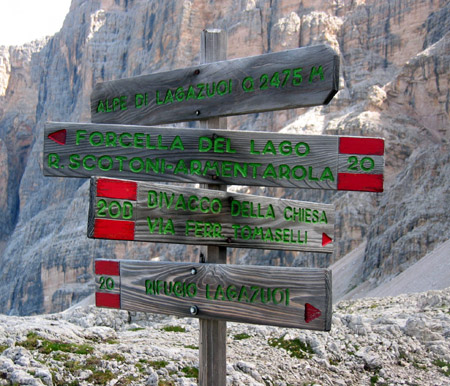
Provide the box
[90,45,339,125]
[94,259,332,331]
[87,178,335,253]
[44,122,384,191]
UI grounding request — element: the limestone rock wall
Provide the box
[0,0,448,315]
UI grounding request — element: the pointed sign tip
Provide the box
[322,232,332,246]
[305,303,321,323]
[48,129,66,145]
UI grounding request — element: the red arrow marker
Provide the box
[305,303,321,323]
[322,233,333,246]
[48,129,67,145]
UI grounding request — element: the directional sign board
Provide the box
[44,122,384,192]
[95,259,332,331]
[87,177,335,253]
[91,45,339,126]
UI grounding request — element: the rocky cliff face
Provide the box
[0,0,448,315]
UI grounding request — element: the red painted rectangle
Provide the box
[339,137,384,155]
[96,292,120,309]
[97,178,137,200]
[337,173,383,192]
[93,218,135,240]
[95,260,120,276]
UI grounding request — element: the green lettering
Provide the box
[119,132,132,147]
[190,159,202,175]
[221,161,233,177]
[188,195,198,211]
[162,192,174,209]
[262,141,276,155]
[249,140,260,155]
[173,282,183,297]
[206,82,216,97]
[164,219,175,235]
[171,136,184,151]
[48,153,60,169]
[89,132,104,147]
[186,85,196,101]
[122,201,133,219]
[155,90,164,105]
[238,286,249,302]
[260,288,271,304]
[173,159,188,174]
[214,285,226,301]
[98,155,113,171]
[175,87,185,102]
[295,142,310,157]
[199,137,212,152]
[147,217,158,234]
[187,283,197,298]
[242,76,254,92]
[249,286,260,303]
[164,89,174,104]
[148,191,157,208]
[75,130,87,145]
[130,157,144,173]
[105,132,117,147]
[217,80,227,95]
[279,164,290,180]
[272,288,285,305]
[292,165,306,180]
[196,84,205,100]
[309,65,324,82]
[97,100,105,113]
[274,228,283,242]
[145,280,154,294]
[320,211,328,224]
[175,194,187,210]
[263,164,277,179]
[115,156,127,171]
[120,95,127,110]
[279,141,292,155]
[68,154,80,170]
[305,208,311,223]
[226,285,237,301]
[308,166,318,181]
[266,204,275,219]
[264,227,274,242]
[135,93,145,109]
[82,155,96,171]
[202,161,220,176]
[234,162,247,178]
[134,133,144,148]
[320,166,334,181]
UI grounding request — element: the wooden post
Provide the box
[198,29,227,386]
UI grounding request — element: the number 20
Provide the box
[347,156,375,172]
[99,276,115,290]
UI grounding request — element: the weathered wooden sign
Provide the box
[90,45,339,126]
[95,259,332,331]
[87,177,335,253]
[44,122,384,192]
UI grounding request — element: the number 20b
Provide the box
[97,199,133,219]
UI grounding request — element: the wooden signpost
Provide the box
[94,259,332,331]
[43,122,385,192]
[90,44,339,126]
[41,28,385,386]
[87,177,335,252]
